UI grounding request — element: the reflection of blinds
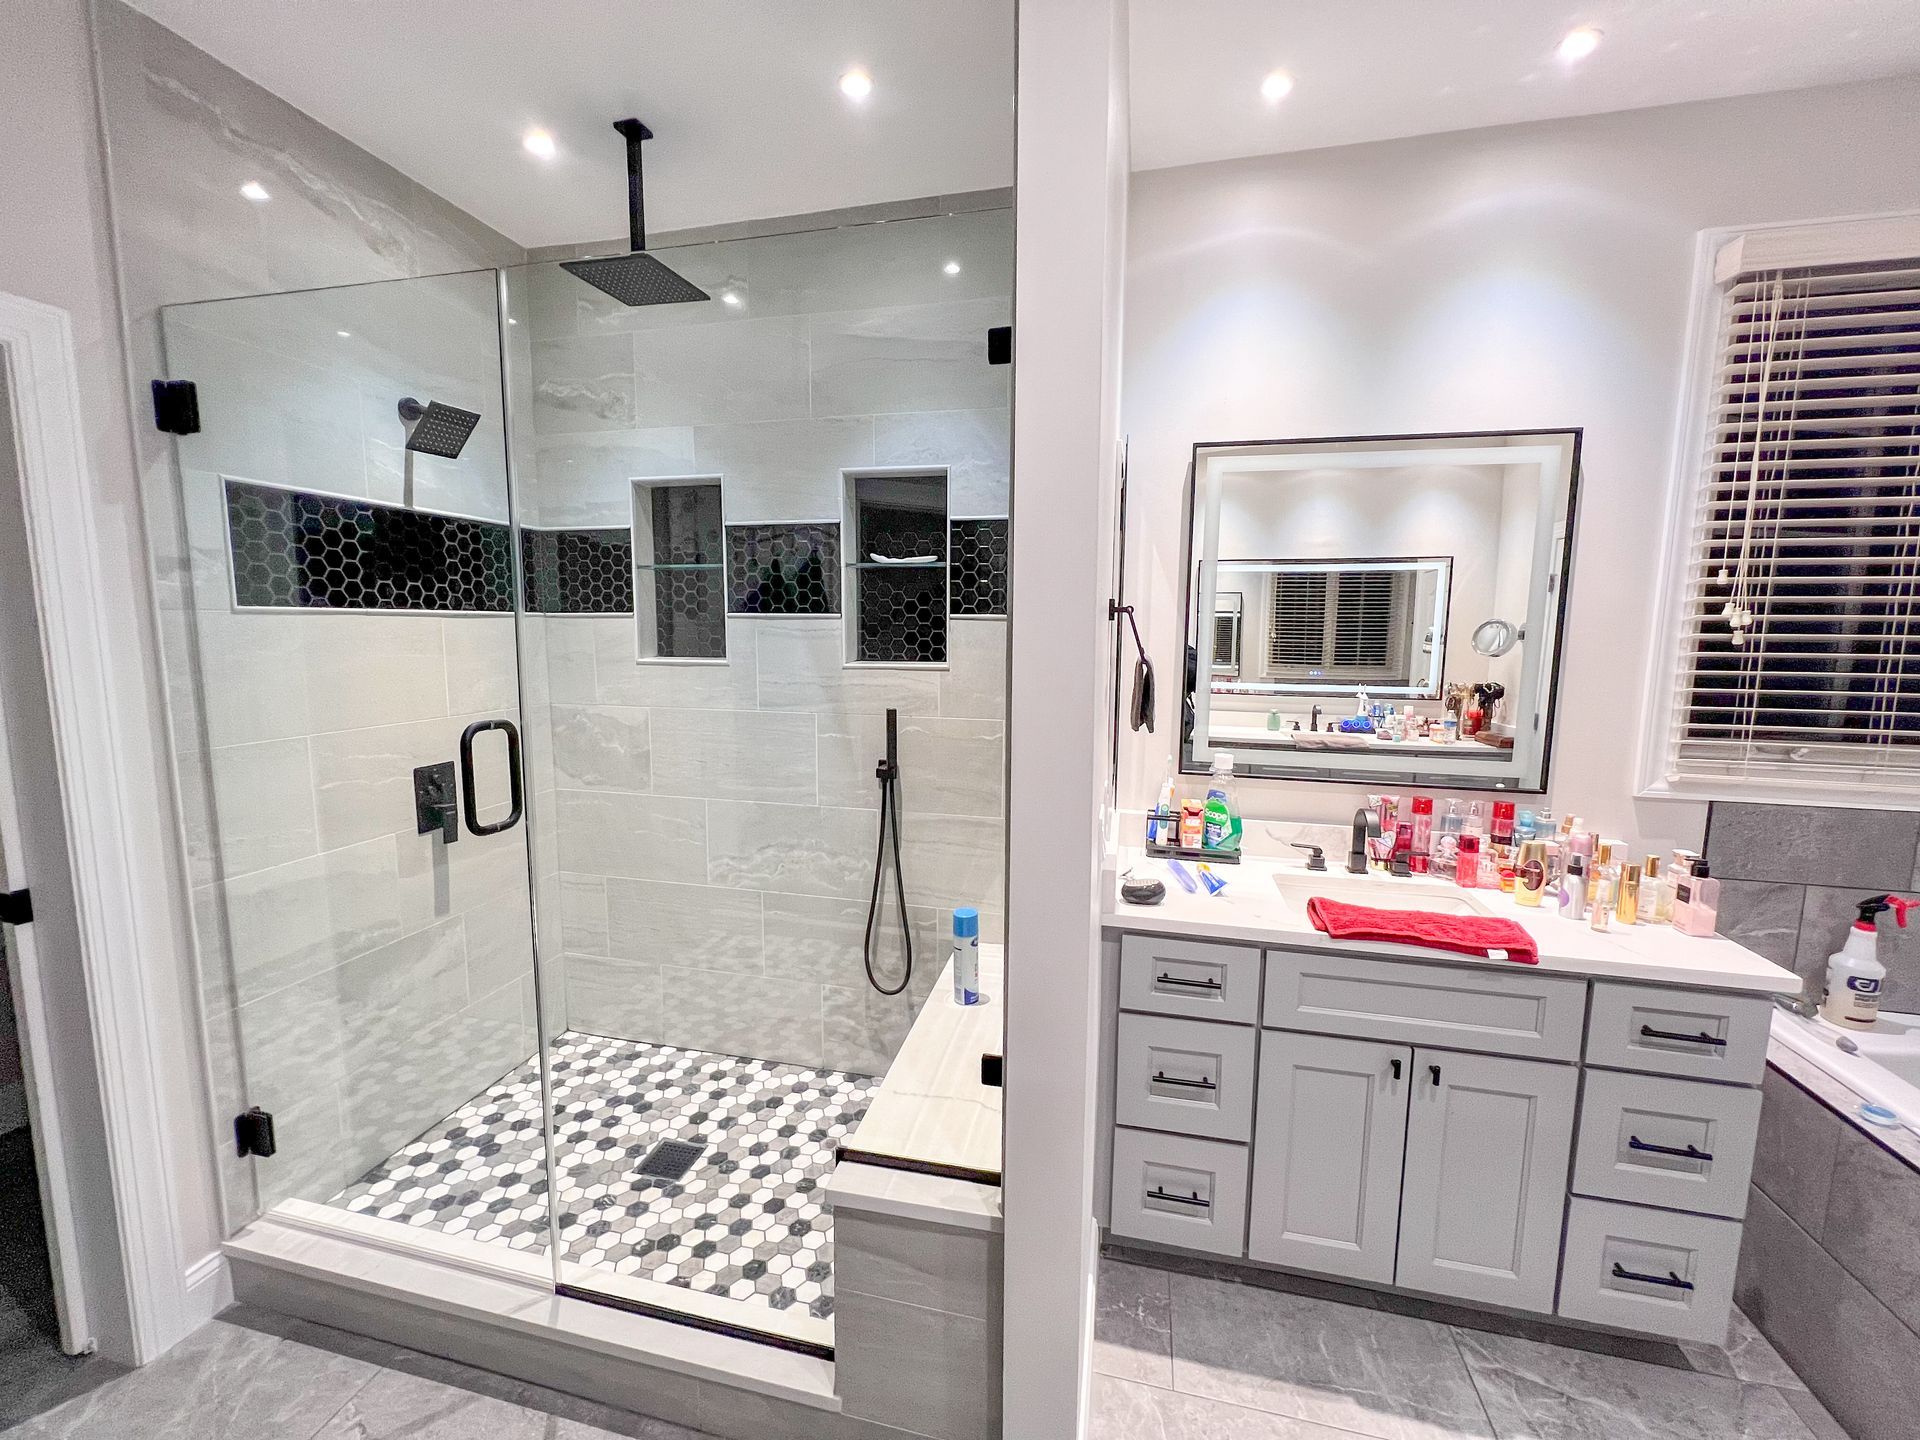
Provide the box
[1668,256,1920,794]
[1211,612,1239,669]
[1269,573,1328,667]
[1333,571,1400,668]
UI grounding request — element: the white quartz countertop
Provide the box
[1105,850,1803,996]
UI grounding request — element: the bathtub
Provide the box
[1769,1005,1920,1136]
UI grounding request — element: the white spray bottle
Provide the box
[1822,894,1916,1028]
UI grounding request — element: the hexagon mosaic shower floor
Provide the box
[328,1032,878,1323]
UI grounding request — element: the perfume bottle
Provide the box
[1589,844,1617,932]
[1636,856,1660,925]
[1674,860,1722,937]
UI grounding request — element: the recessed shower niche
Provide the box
[154,206,1012,1355]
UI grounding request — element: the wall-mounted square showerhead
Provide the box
[561,252,711,307]
[398,396,482,459]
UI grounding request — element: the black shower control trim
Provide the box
[413,761,459,843]
[151,379,200,435]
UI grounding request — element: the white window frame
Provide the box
[1637,209,1920,810]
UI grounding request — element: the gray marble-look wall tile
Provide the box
[1714,881,1806,969]
[206,736,319,877]
[629,316,811,428]
[526,430,698,529]
[1796,885,1920,1010]
[834,1289,1002,1440]
[443,618,521,715]
[218,835,403,1006]
[550,705,652,792]
[1821,1123,1920,1335]
[705,800,878,900]
[657,967,823,1069]
[1737,1185,1920,1440]
[818,714,1004,817]
[742,208,1013,319]
[534,335,637,434]
[809,299,1011,419]
[558,873,609,957]
[1093,1259,1174,1389]
[647,708,816,804]
[1706,802,1920,890]
[822,981,928,1076]
[753,618,941,716]
[834,1211,1003,1323]
[604,878,763,973]
[1453,1329,1812,1440]
[562,954,664,1048]
[592,622,759,711]
[693,417,873,525]
[939,619,1007,721]
[1751,1068,1841,1240]
[900,811,1006,912]
[1167,1271,1492,1438]
[872,409,1011,520]
[761,894,951,990]
[555,790,706,884]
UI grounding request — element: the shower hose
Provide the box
[862,753,914,997]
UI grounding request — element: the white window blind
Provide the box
[1265,568,1410,682]
[1268,572,1329,668]
[1667,252,1920,796]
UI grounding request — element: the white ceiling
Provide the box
[1129,0,1920,173]
[125,0,1016,249]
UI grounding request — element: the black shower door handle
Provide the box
[460,718,524,836]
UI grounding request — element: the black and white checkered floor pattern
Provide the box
[329,1032,878,1322]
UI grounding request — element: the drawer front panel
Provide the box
[1108,1128,1249,1256]
[1120,933,1261,1024]
[1115,1013,1258,1142]
[1572,1069,1761,1219]
[1557,1197,1740,1343]
[1585,983,1772,1085]
[1264,948,1588,1061]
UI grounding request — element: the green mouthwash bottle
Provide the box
[1202,752,1242,853]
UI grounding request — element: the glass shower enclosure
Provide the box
[156,207,1012,1354]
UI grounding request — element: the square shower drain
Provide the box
[635,1138,705,1183]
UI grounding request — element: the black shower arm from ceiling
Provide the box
[614,117,651,253]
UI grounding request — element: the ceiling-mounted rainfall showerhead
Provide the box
[561,118,711,308]
[398,396,482,459]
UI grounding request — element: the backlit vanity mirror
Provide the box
[1181,429,1581,792]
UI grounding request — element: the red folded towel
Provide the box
[1305,897,1540,965]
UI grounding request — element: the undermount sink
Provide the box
[1269,872,1493,917]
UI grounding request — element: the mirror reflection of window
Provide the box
[1210,592,1242,677]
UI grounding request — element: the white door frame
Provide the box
[0,291,198,1363]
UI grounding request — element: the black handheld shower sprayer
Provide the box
[863,708,914,997]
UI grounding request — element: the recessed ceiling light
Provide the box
[1260,70,1294,104]
[1558,26,1603,61]
[839,68,874,102]
[943,261,962,276]
[522,127,557,160]
[239,180,270,202]
[721,291,743,307]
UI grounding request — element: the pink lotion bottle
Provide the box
[1674,860,1722,937]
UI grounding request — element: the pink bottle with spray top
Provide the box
[1455,832,1483,890]
[1410,796,1433,874]
[1673,860,1722,937]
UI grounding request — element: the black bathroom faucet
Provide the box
[1348,807,1381,874]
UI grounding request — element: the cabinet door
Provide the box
[1247,1032,1411,1283]
[1395,1049,1576,1313]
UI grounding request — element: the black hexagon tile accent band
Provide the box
[521,527,635,614]
[329,1034,876,1322]
[726,523,841,615]
[225,479,512,612]
[949,518,1009,616]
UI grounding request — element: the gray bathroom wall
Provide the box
[520,209,1012,1075]
[89,0,528,1226]
[1705,801,1920,1010]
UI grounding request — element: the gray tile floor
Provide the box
[1093,1252,1852,1440]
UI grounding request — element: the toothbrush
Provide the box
[1166,859,1200,894]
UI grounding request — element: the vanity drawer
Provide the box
[1557,1197,1740,1344]
[1262,948,1588,1061]
[1584,982,1771,1086]
[1572,1069,1761,1219]
[1120,933,1261,1025]
[1108,1128,1249,1257]
[1114,1013,1257,1142]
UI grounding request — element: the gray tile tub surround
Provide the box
[1739,1059,1920,1440]
[1705,799,1920,1005]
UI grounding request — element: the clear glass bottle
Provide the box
[1636,855,1660,925]
[1588,844,1617,932]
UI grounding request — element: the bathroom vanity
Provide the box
[1097,855,1800,1343]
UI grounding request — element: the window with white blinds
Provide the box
[1265,567,1411,683]
[1666,250,1920,797]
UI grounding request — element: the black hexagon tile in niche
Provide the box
[858,565,946,663]
[225,479,512,612]
[328,1033,878,1323]
[949,518,1009,616]
[521,528,634,614]
[726,524,840,615]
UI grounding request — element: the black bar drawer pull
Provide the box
[1628,1135,1714,1163]
[1639,1024,1726,1047]
[1611,1262,1694,1292]
[1155,972,1223,992]
[1429,1064,1442,1086]
[1390,1058,1402,1080]
[460,718,524,837]
[1147,1188,1210,1210]
[1151,1071,1217,1092]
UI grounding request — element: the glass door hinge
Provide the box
[235,1107,277,1158]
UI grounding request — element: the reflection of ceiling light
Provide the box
[240,180,270,201]
[508,317,518,325]
[839,68,873,101]
[336,330,351,338]
[721,291,743,307]
[1557,26,1602,61]
[943,261,962,276]
[522,127,557,159]
[1260,70,1294,103]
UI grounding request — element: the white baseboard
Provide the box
[181,1251,232,1333]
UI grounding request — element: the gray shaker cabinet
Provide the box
[1247,1031,1409,1284]
[1395,1048,1578,1312]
